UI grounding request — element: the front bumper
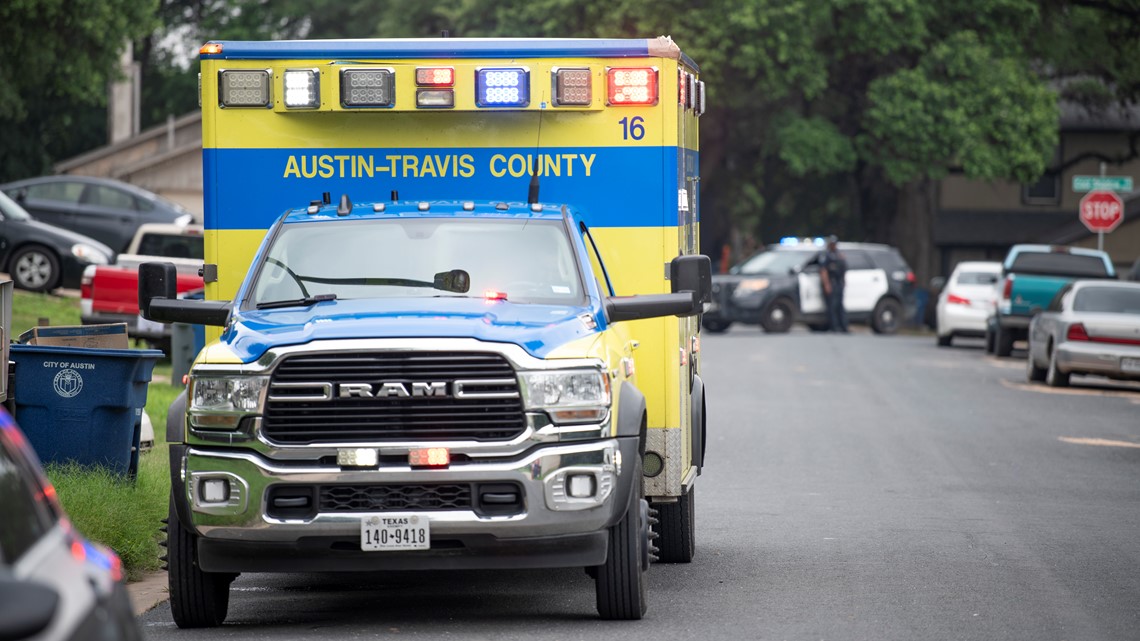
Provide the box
[181,436,640,572]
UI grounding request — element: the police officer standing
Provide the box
[820,236,848,333]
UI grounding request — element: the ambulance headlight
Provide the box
[284,69,320,109]
[219,70,271,108]
[189,375,268,429]
[519,369,610,424]
[553,68,591,106]
[341,69,394,108]
[476,68,529,108]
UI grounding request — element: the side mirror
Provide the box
[140,262,231,326]
[670,254,712,304]
[0,578,59,640]
[605,292,699,323]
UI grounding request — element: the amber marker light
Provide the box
[200,43,224,55]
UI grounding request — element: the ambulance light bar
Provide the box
[219,70,271,108]
[283,69,320,109]
[553,68,591,106]
[476,68,530,108]
[341,69,395,108]
[416,67,455,87]
[417,89,455,108]
[607,67,657,106]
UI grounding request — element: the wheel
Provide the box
[995,325,1014,357]
[167,498,234,628]
[1026,348,1047,382]
[651,486,695,563]
[9,245,60,292]
[701,316,731,333]
[936,333,952,347]
[1045,346,1070,387]
[760,298,795,333]
[871,298,902,335]
[984,328,995,354]
[807,322,830,333]
[594,457,648,620]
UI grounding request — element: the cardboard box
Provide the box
[17,323,129,349]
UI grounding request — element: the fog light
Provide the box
[643,451,664,477]
[567,474,596,498]
[201,478,230,503]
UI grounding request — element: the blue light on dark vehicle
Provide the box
[476,68,529,107]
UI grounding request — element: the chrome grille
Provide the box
[320,484,471,512]
[263,352,525,443]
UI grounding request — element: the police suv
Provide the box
[704,239,917,334]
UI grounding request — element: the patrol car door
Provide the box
[840,249,884,314]
[797,263,825,314]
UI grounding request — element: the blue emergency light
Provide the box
[476,68,530,107]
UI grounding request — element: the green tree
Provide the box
[0,0,158,180]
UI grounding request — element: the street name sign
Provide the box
[1072,176,1133,193]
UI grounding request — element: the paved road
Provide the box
[141,328,1140,640]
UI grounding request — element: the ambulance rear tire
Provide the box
[651,486,695,563]
[168,498,233,628]
[594,457,647,620]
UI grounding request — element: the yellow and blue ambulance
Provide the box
[144,36,708,625]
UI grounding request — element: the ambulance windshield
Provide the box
[250,218,585,307]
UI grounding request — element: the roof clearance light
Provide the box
[199,43,223,56]
[219,70,271,108]
[284,69,320,109]
[341,69,394,108]
[416,67,454,87]
[476,68,530,108]
[554,68,591,106]
[607,67,657,106]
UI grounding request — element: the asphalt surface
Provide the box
[139,327,1140,640]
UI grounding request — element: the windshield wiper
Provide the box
[256,293,337,310]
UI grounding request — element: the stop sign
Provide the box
[1079,190,1124,233]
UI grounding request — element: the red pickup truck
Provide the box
[80,223,204,348]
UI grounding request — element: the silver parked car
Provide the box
[1026,280,1140,387]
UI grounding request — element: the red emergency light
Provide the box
[607,67,657,106]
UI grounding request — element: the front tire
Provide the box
[1026,348,1047,382]
[594,458,648,620]
[10,245,60,292]
[168,499,233,628]
[701,316,731,334]
[652,486,695,563]
[871,298,902,335]
[937,333,952,347]
[761,298,795,333]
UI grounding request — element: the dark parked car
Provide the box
[704,240,917,334]
[1,175,192,253]
[0,409,143,641]
[0,189,114,292]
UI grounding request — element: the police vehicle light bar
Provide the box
[476,68,530,108]
[607,67,657,106]
[219,70,271,108]
[284,69,320,109]
[553,68,591,106]
[341,69,395,108]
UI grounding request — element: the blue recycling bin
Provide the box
[9,345,163,477]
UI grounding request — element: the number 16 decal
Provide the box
[619,116,645,141]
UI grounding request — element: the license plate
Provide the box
[361,515,430,551]
[1122,357,1140,374]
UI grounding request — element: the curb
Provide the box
[128,571,169,615]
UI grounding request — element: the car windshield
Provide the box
[249,218,584,307]
[1073,287,1140,314]
[736,249,813,275]
[957,271,999,285]
[0,190,33,222]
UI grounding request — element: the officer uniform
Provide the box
[820,238,848,332]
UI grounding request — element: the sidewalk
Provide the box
[129,571,169,615]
